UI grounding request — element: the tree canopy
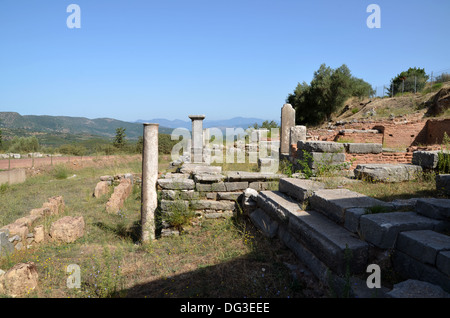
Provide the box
[286,64,374,126]
[387,67,429,96]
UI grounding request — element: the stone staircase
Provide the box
[250,178,450,297]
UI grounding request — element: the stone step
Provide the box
[257,191,369,275]
[309,188,393,225]
[415,198,450,222]
[278,178,325,202]
[396,230,450,270]
[359,212,446,249]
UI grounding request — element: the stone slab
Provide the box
[393,251,450,293]
[257,191,303,223]
[386,279,450,298]
[224,182,249,192]
[279,178,325,202]
[297,152,347,170]
[344,143,382,154]
[225,171,284,182]
[354,164,423,182]
[309,188,393,224]
[217,192,243,201]
[160,200,190,212]
[415,198,450,221]
[297,141,345,153]
[0,231,14,258]
[190,200,236,211]
[344,208,367,234]
[396,230,450,265]
[412,151,441,169]
[359,212,444,249]
[193,173,225,183]
[161,190,199,201]
[157,178,195,190]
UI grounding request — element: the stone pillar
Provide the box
[289,125,307,158]
[280,104,295,155]
[189,115,206,163]
[141,123,159,242]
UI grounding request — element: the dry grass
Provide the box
[0,155,326,298]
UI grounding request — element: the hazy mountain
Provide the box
[135,117,280,131]
[0,112,173,139]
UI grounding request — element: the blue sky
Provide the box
[0,0,449,122]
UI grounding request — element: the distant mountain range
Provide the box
[0,112,279,140]
[135,117,280,131]
[0,112,172,139]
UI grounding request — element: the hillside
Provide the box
[0,112,173,140]
[328,82,450,125]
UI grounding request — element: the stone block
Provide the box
[157,178,195,190]
[297,151,346,170]
[224,182,249,192]
[193,173,225,183]
[354,164,423,182]
[386,280,450,298]
[297,141,345,153]
[344,208,367,234]
[279,178,325,202]
[396,230,450,265]
[160,199,190,212]
[309,188,393,224]
[412,151,440,169]
[344,143,382,154]
[393,251,450,293]
[0,231,14,258]
[415,198,450,221]
[359,212,444,249]
[190,200,236,211]
[217,192,243,201]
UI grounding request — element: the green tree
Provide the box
[8,136,40,153]
[113,127,127,149]
[0,129,3,150]
[287,63,374,126]
[387,67,429,96]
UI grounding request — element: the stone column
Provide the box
[280,104,295,155]
[141,123,159,242]
[189,115,206,163]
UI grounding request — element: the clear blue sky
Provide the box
[0,0,449,122]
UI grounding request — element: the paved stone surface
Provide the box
[415,198,450,221]
[359,212,443,249]
[309,188,393,224]
[279,178,325,202]
[354,163,423,182]
[386,279,450,298]
[396,230,450,265]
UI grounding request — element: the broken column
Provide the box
[189,115,206,163]
[141,123,159,242]
[289,125,306,159]
[280,104,295,156]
